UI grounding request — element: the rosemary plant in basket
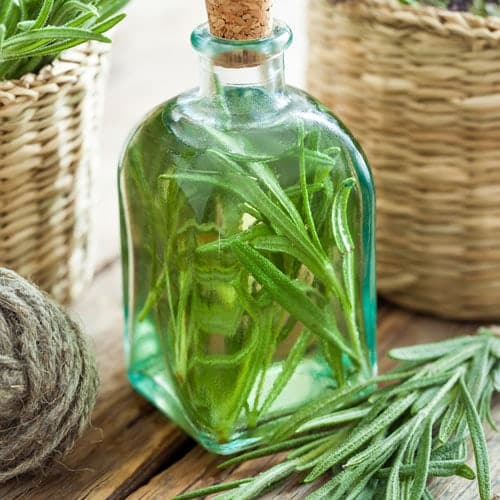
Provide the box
[0,0,129,81]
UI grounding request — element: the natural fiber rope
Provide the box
[0,268,99,483]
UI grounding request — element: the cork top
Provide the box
[205,0,273,40]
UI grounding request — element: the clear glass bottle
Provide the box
[119,20,376,454]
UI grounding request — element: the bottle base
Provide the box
[128,353,337,454]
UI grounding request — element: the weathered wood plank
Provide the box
[128,448,282,500]
[0,262,192,500]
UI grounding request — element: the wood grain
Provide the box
[0,263,497,499]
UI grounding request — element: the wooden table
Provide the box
[0,260,498,499]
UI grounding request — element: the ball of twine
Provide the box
[0,268,99,482]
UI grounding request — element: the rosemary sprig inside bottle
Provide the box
[130,115,374,443]
[176,329,499,500]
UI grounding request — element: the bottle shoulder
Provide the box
[120,85,373,193]
[126,87,359,146]
[162,85,340,130]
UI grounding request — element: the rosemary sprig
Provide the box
[0,0,128,80]
[176,329,499,500]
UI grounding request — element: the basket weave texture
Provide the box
[308,0,500,320]
[0,43,109,304]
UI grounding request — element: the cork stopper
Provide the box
[205,0,273,41]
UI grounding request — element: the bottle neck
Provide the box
[191,21,293,100]
[199,52,286,97]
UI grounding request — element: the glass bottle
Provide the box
[119,19,376,454]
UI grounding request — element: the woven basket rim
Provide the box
[0,42,106,106]
[331,0,500,39]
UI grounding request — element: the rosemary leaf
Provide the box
[295,429,351,471]
[230,241,356,360]
[3,27,111,51]
[377,460,476,480]
[32,0,54,30]
[459,377,491,500]
[271,381,372,441]
[389,336,479,362]
[466,338,492,405]
[287,433,338,460]
[215,460,300,500]
[175,479,251,500]
[483,381,498,432]
[409,417,433,499]
[297,406,370,432]
[299,123,322,250]
[438,389,464,443]
[219,432,331,468]
[431,438,467,462]
[257,330,312,419]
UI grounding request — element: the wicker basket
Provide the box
[0,43,109,304]
[308,0,500,320]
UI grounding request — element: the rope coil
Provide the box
[0,268,99,482]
